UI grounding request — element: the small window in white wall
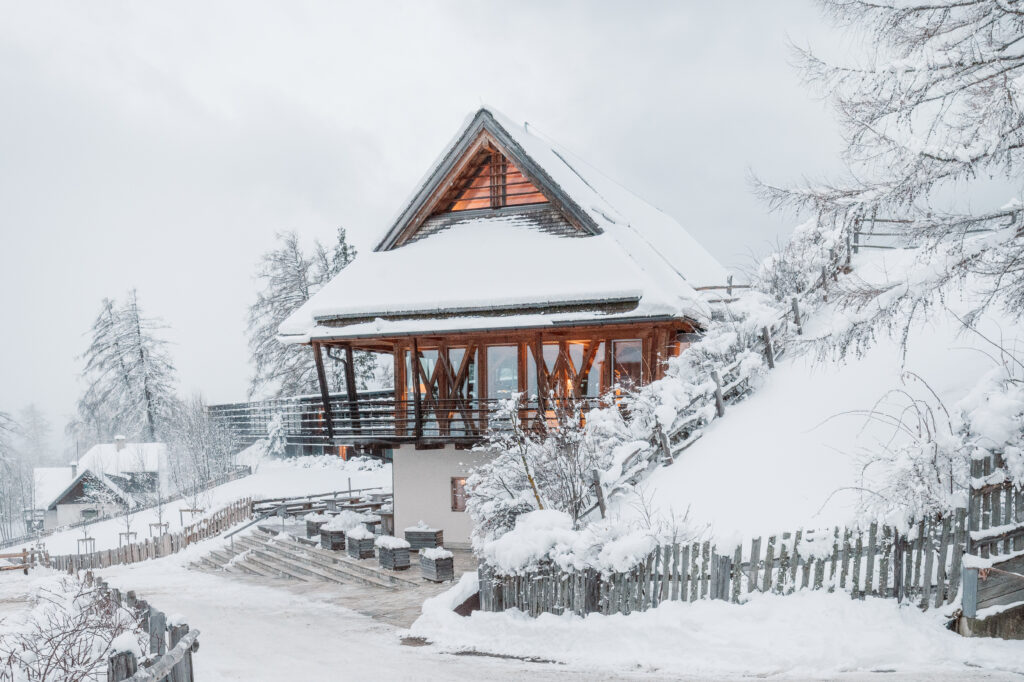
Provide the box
[451,477,468,512]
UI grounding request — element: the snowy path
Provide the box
[2,562,1023,681]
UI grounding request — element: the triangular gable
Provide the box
[376,109,600,251]
[48,469,132,510]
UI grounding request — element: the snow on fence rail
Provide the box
[48,498,253,573]
[80,571,202,682]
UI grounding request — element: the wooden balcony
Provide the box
[208,391,604,450]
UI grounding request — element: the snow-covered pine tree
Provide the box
[756,0,1024,355]
[77,290,178,443]
[247,227,375,398]
[266,412,288,457]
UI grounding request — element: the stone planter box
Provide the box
[320,528,346,551]
[404,528,443,550]
[306,518,329,538]
[346,534,375,560]
[419,549,454,582]
[378,546,411,571]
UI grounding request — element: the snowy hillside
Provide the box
[612,249,1024,543]
[5,452,390,556]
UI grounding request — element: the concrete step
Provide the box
[235,535,397,590]
[255,530,418,588]
[240,548,319,582]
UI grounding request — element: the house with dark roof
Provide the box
[279,107,729,545]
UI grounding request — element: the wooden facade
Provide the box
[308,319,695,446]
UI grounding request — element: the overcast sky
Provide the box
[0,1,844,450]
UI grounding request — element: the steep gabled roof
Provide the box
[38,467,134,511]
[280,107,729,342]
[377,109,601,250]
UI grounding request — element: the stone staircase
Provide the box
[189,528,419,590]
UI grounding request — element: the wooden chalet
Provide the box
[278,107,728,544]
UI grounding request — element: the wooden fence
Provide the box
[1,466,252,552]
[479,509,968,617]
[962,451,1024,618]
[78,571,201,682]
[48,498,253,573]
[0,547,49,574]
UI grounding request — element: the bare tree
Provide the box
[755,0,1024,355]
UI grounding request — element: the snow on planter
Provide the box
[346,525,375,559]
[320,510,371,550]
[375,535,411,570]
[404,521,443,550]
[420,546,454,582]
[304,512,331,538]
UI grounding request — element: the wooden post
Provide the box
[962,567,978,618]
[107,651,138,681]
[761,326,775,369]
[343,343,362,435]
[710,370,725,418]
[591,469,606,518]
[791,298,803,335]
[169,624,195,682]
[312,342,336,443]
[411,338,424,439]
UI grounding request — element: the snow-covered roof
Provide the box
[77,442,166,476]
[33,467,75,511]
[33,466,135,511]
[280,107,729,342]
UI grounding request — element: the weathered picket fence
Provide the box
[79,571,201,682]
[49,498,253,573]
[479,508,968,617]
[961,451,1024,619]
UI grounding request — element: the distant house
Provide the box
[278,107,728,546]
[31,437,168,531]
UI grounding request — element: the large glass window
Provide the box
[447,347,475,400]
[582,341,605,397]
[487,346,519,400]
[612,339,643,388]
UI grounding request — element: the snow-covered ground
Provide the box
[412,574,1024,679]
[4,548,1021,681]
[612,250,1024,544]
[4,452,390,556]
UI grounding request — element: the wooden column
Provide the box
[393,343,407,436]
[343,343,362,434]
[411,338,424,439]
[312,342,336,444]
[477,344,488,431]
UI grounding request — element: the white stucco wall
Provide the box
[392,446,492,548]
[53,502,118,528]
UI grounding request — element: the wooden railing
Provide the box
[80,571,201,682]
[0,547,48,575]
[209,391,606,447]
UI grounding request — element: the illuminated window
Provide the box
[449,151,546,212]
[612,339,643,388]
[487,346,518,400]
[451,477,468,512]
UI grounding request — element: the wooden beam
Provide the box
[343,343,362,434]
[312,342,336,443]
[411,338,423,439]
[393,342,407,437]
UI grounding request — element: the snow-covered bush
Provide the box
[468,397,611,549]
[0,576,143,682]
